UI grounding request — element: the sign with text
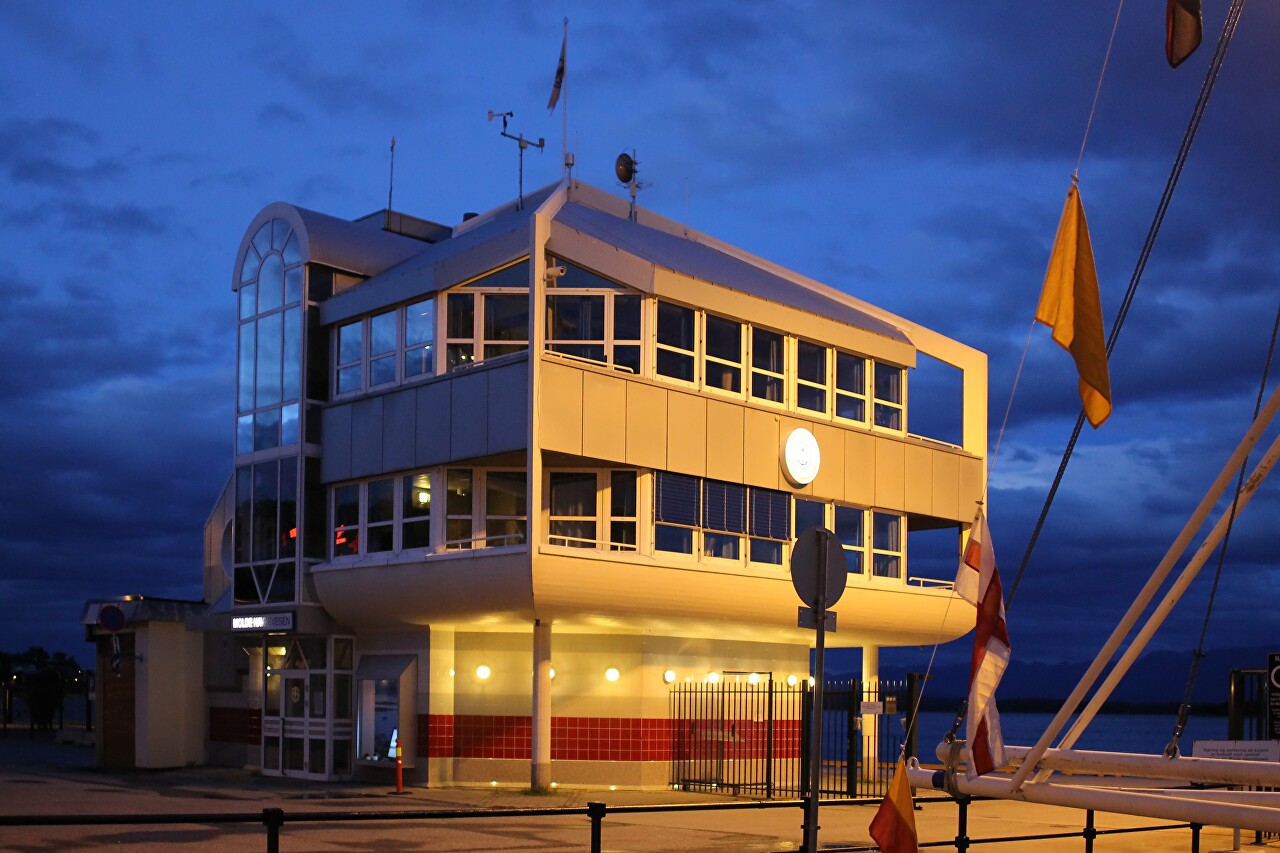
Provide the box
[1269,653,1280,739]
[1192,740,1280,762]
[231,612,295,632]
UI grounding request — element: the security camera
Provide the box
[546,265,567,280]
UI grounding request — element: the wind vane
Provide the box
[488,110,544,211]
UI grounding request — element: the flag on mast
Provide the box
[954,507,1010,778]
[547,28,566,111]
[869,755,919,853]
[1166,0,1203,68]
[1036,180,1113,428]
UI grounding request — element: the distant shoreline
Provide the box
[916,697,1229,716]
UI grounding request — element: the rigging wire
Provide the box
[1164,299,1280,757]
[1007,0,1248,606]
[1075,0,1126,179]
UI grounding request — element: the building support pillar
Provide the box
[531,620,552,790]
[861,644,880,781]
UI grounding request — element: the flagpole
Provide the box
[562,17,568,177]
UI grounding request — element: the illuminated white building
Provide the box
[85,178,985,786]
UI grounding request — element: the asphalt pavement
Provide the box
[0,726,1272,852]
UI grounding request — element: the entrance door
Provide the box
[260,637,346,780]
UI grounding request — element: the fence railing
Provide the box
[0,798,1204,853]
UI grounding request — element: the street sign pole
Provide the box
[802,529,829,853]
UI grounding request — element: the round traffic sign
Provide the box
[790,526,847,610]
[99,604,126,633]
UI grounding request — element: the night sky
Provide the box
[3,2,1278,676]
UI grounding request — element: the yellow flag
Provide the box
[868,756,920,853]
[1036,182,1112,428]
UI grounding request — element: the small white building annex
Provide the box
[84,177,986,787]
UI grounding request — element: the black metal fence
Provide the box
[669,675,922,800]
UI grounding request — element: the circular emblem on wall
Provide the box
[289,684,302,705]
[781,427,821,485]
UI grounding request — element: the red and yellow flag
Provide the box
[869,756,919,853]
[1036,182,1113,428]
[1166,0,1203,68]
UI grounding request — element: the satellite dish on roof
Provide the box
[615,152,636,184]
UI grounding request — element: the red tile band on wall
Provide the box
[415,715,801,761]
[209,707,262,745]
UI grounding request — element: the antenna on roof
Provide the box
[388,137,396,211]
[488,110,545,211]
[615,150,648,222]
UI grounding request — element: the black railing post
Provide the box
[587,801,606,853]
[1083,809,1096,853]
[766,676,775,799]
[799,681,811,801]
[262,807,284,853]
[954,795,971,852]
[905,673,922,761]
[1190,822,1201,853]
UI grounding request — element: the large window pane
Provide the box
[238,321,255,412]
[794,498,825,536]
[370,311,397,356]
[282,307,301,401]
[657,302,695,350]
[403,473,431,549]
[547,294,604,341]
[258,254,284,313]
[613,295,641,341]
[406,299,435,345]
[252,461,279,563]
[333,484,360,556]
[447,293,474,339]
[550,472,596,517]
[446,469,472,547]
[256,312,283,407]
[338,321,363,366]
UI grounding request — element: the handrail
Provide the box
[0,797,1200,853]
[442,532,525,550]
[546,533,638,551]
[542,347,636,374]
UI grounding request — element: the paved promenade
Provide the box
[0,728,1271,851]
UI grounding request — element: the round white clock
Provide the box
[781,427,821,485]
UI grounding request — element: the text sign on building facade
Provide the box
[231,612,295,632]
[1269,653,1280,739]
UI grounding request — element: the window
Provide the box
[796,340,828,413]
[550,472,597,547]
[748,487,790,564]
[702,480,746,559]
[656,302,696,382]
[654,471,699,553]
[703,315,743,394]
[482,295,528,360]
[872,512,903,578]
[547,470,638,551]
[874,363,905,430]
[445,260,531,371]
[794,498,826,536]
[368,311,397,387]
[404,299,435,379]
[333,484,360,557]
[653,470,792,564]
[332,297,438,397]
[236,217,305,455]
[610,471,638,550]
[751,328,785,404]
[485,471,527,546]
[445,293,475,370]
[402,473,431,549]
[835,352,867,423]
[234,458,299,606]
[366,478,394,553]
[834,505,864,574]
[445,469,473,548]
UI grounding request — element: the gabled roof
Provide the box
[551,201,910,345]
